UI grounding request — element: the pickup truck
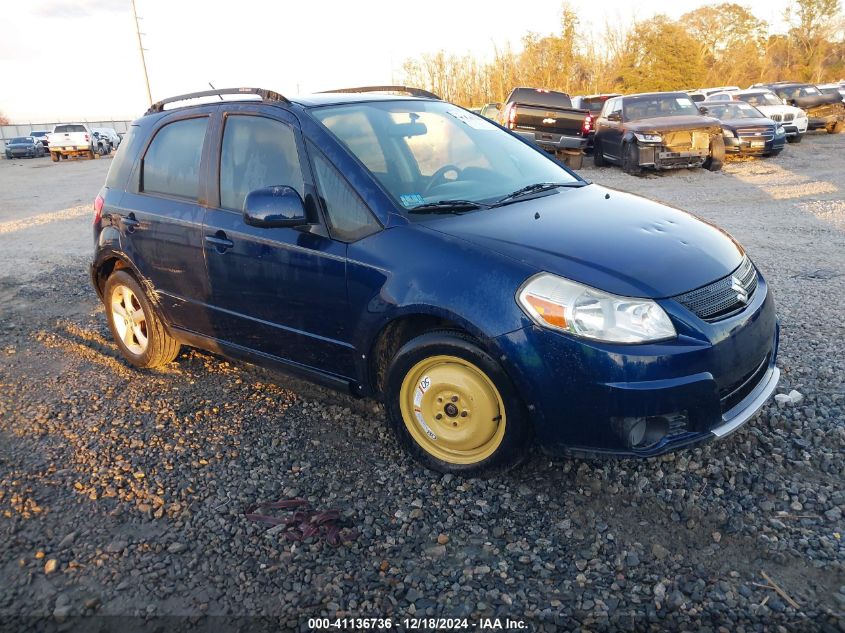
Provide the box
[47,124,99,161]
[501,87,591,168]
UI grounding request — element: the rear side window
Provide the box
[219,115,304,211]
[310,147,380,242]
[142,117,208,200]
[106,125,140,189]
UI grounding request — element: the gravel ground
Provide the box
[0,135,843,632]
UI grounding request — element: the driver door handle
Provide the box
[205,231,234,252]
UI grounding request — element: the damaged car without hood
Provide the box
[592,92,725,174]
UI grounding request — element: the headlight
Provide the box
[517,273,677,344]
[722,129,736,138]
[633,132,662,143]
[776,126,786,135]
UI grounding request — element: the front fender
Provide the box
[346,224,538,388]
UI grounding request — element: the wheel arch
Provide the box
[366,311,489,398]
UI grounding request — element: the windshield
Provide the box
[9,137,30,144]
[623,95,699,121]
[704,103,764,120]
[775,86,820,99]
[31,131,46,137]
[312,100,580,209]
[739,92,782,106]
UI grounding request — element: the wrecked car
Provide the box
[753,82,845,134]
[592,92,725,173]
[699,101,787,157]
[91,86,779,475]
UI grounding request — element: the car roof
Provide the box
[291,92,436,107]
[622,92,690,99]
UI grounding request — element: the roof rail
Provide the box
[319,85,441,100]
[146,87,289,114]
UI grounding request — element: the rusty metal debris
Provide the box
[244,498,357,546]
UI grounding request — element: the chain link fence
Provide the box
[1,120,133,157]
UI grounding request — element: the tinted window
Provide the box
[219,115,304,211]
[54,125,86,133]
[311,148,380,242]
[510,88,572,108]
[142,117,208,200]
[106,125,141,189]
[10,137,30,143]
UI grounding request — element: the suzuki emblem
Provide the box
[731,276,749,304]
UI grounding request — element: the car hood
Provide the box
[720,117,776,129]
[422,185,743,298]
[755,104,805,117]
[627,115,721,133]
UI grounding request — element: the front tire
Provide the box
[104,270,181,369]
[384,331,532,475]
[593,138,606,167]
[96,144,106,156]
[622,142,642,175]
[703,135,725,171]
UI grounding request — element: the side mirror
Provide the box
[699,107,708,115]
[243,186,308,228]
[607,112,621,122]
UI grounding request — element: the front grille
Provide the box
[769,114,782,122]
[672,256,759,322]
[719,353,770,413]
[736,126,774,141]
[783,113,794,122]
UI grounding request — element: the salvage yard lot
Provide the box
[0,138,843,629]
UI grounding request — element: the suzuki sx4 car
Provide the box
[91,87,780,475]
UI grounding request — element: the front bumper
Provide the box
[808,114,844,129]
[494,274,779,457]
[724,135,786,155]
[637,145,708,170]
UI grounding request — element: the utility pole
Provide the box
[131,0,152,106]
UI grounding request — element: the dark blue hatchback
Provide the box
[91,87,779,474]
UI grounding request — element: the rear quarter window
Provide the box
[141,117,208,200]
[106,125,141,189]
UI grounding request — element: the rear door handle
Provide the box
[205,231,234,252]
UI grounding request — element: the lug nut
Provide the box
[461,411,468,417]
[451,396,458,402]
[435,413,443,420]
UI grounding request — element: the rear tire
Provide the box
[787,134,803,144]
[104,270,181,369]
[703,135,725,171]
[96,145,105,156]
[51,152,59,162]
[384,330,532,475]
[622,142,642,175]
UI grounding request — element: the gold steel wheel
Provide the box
[399,355,507,465]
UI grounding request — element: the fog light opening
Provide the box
[612,414,685,449]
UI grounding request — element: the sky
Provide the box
[3,0,795,123]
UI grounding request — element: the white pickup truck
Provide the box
[47,124,100,161]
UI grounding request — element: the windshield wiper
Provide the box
[408,200,491,214]
[493,182,586,206]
